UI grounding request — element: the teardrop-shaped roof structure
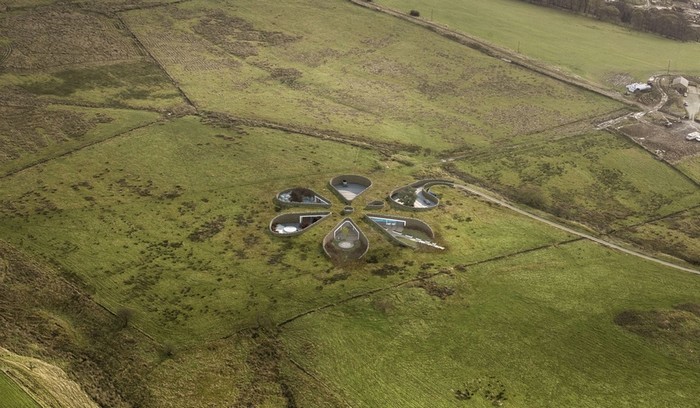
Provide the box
[269,211,331,236]
[366,213,443,250]
[276,187,331,208]
[329,175,372,204]
[322,217,369,261]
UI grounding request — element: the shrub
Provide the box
[393,187,417,207]
[289,187,315,202]
[409,9,420,17]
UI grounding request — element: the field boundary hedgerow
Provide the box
[114,14,197,109]
[277,237,583,327]
[0,116,161,179]
[608,203,700,234]
[447,182,700,275]
[199,111,417,155]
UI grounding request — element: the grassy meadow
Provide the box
[0,105,160,176]
[449,131,700,232]
[282,240,700,407]
[377,0,700,86]
[0,6,186,111]
[0,116,575,346]
[677,155,700,183]
[0,0,698,406]
[121,0,620,152]
[0,372,40,408]
[614,207,700,265]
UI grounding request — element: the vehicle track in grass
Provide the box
[449,182,700,275]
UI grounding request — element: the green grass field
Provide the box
[614,207,700,265]
[677,155,700,183]
[0,62,184,111]
[0,105,159,176]
[0,116,575,345]
[0,372,40,408]
[0,0,698,406]
[121,0,620,152]
[282,241,700,407]
[449,131,700,232]
[377,0,700,86]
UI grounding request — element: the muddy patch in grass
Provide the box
[614,306,700,364]
[189,215,226,242]
[412,279,455,300]
[192,11,299,58]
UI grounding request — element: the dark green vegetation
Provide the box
[448,131,699,231]
[615,207,700,265]
[0,7,186,111]
[17,62,179,103]
[515,0,698,41]
[0,0,698,406]
[448,129,700,265]
[615,303,700,365]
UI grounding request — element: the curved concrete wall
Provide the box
[275,187,332,208]
[269,211,331,237]
[322,217,369,260]
[409,179,455,188]
[388,179,454,211]
[328,175,372,204]
[365,213,435,247]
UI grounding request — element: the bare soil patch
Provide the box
[412,279,455,299]
[605,72,634,87]
[617,120,700,163]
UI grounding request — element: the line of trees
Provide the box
[519,0,699,41]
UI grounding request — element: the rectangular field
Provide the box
[0,105,159,176]
[377,0,700,86]
[121,0,621,152]
[282,240,700,407]
[614,207,700,266]
[0,116,575,345]
[449,130,700,232]
[677,155,700,183]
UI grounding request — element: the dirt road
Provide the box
[685,86,700,122]
[451,183,700,275]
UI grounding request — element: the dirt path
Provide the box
[596,75,669,130]
[450,183,700,275]
[685,86,700,122]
